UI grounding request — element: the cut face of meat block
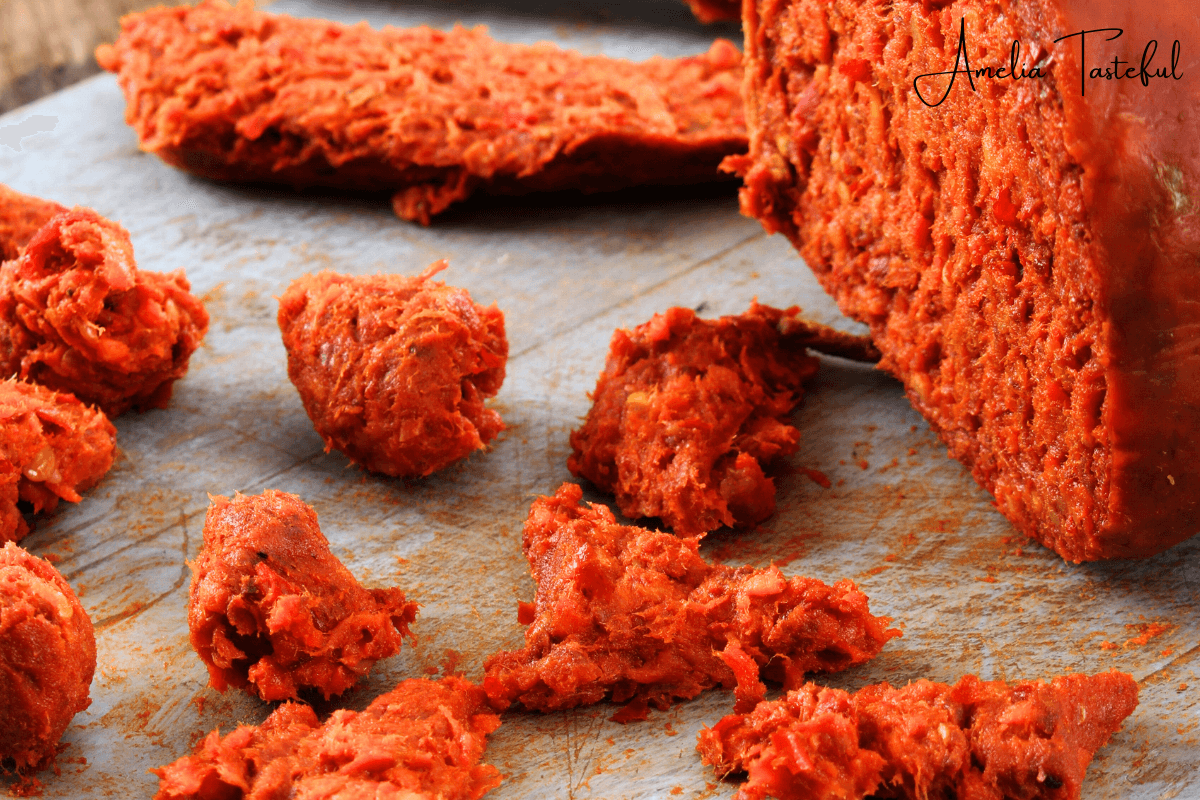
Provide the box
[731,0,1200,560]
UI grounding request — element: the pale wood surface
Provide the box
[0,1,1196,798]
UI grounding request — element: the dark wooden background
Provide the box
[0,0,159,113]
[0,0,272,113]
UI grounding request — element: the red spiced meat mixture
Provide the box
[0,542,96,773]
[278,262,507,478]
[698,671,1138,800]
[569,303,822,538]
[683,0,741,24]
[0,379,116,543]
[97,0,746,223]
[730,0,1200,560]
[188,490,418,701]
[153,676,502,800]
[483,483,899,715]
[0,185,209,416]
[0,183,65,262]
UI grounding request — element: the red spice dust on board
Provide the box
[1124,622,1173,648]
[671,787,684,796]
[706,532,817,568]
[796,467,831,488]
[1100,641,1119,651]
[440,649,464,677]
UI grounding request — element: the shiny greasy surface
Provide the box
[0,1,1196,798]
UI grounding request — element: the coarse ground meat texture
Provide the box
[0,205,209,417]
[0,542,96,773]
[95,0,746,225]
[730,0,1200,561]
[278,261,507,478]
[482,483,900,715]
[152,676,502,800]
[568,303,821,537]
[0,184,65,263]
[697,671,1138,800]
[188,490,418,701]
[0,379,116,544]
[684,0,741,24]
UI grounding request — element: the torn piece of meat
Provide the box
[95,0,746,224]
[732,0,1200,560]
[482,483,899,714]
[569,302,824,537]
[697,671,1139,800]
[0,184,66,263]
[0,542,96,773]
[0,379,116,544]
[152,676,502,800]
[278,262,507,478]
[0,205,209,416]
[188,490,418,701]
[683,0,741,24]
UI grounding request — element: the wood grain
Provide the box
[0,0,157,112]
[0,0,272,113]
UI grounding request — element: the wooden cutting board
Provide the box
[1,1,1197,798]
